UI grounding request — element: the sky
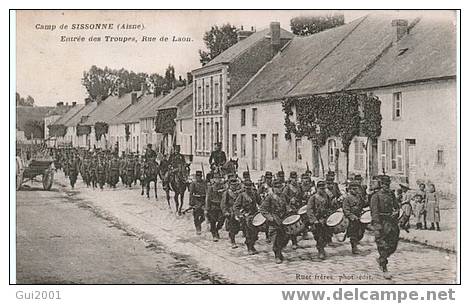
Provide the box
[16,9,425,106]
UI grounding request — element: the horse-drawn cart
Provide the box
[16,156,54,191]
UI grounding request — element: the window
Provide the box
[381,140,387,172]
[295,138,302,162]
[214,121,220,144]
[240,134,246,157]
[390,139,397,170]
[205,84,210,110]
[241,109,246,126]
[393,92,402,120]
[214,82,219,109]
[354,138,365,170]
[437,149,444,164]
[252,135,258,170]
[179,120,182,132]
[197,86,202,112]
[232,134,237,157]
[205,122,210,151]
[328,139,336,163]
[397,140,403,172]
[198,122,202,150]
[272,134,279,159]
[252,108,258,127]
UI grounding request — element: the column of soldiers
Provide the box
[52,144,400,280]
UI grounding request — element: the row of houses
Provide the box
[47,13,457,196]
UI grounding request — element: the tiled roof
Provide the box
[108,93,155,125]
[65,101,98,127]
[84,93,134,125]
[139,86,186,119]
[199,27,294,69]
[159,86,192,110]
[52,104,85,125]
[228,13,456,106]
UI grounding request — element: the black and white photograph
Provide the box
[12,9,459,287]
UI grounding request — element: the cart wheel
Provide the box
[42,169,54,190]
[16,170,23,191]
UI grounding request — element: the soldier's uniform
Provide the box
[234,180,261,254]
[342,181,366,254]
[205,173,226,241]
[370,175,400,279]
[164,146,186,190]
[306,181,334,259]
[109,156,120,188]
[209,142,227,172]
[283,171,302,248]
[189,171,206,234]
[96,159,106,190]
[68,156,80,189]
[126,156,136,187]
[221,178,242,248]
[259,179,292,264]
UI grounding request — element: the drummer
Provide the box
[233,180,261,255]
[306,181,334,260]
[221,177,243,248]
[259,179,291,264]
[283,171,302,249]
[342,180,366,254]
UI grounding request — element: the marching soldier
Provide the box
[370,175,400,280]
[119,152,127,186]
[126,155,136,187]
[283,171,301,249]
[221,177,243,248]
[109,154,120,188]
[163,145,186,190]
[188,171,206,235]
[234,180,261,255]
[209,142,227,172]
[96,157,106,190]
[260,179,292,264]
[205,172,226,242]
[144,144,157,161]
[68,154,80,189]
[306,181,334,260]
[342,181,366,254]
[257,171,273,243]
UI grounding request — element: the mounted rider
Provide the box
[209,142,227,173]
[163,145,187,191]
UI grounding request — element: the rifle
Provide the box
[201,162,205,179]
[280,162,285,174]
[306,162,310,173]
[246,163,250,175]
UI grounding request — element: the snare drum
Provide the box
[326,211,349,234]
[297,205,308,221]
[282,214,305,236]
[360,210,372,224]
[252,212,268,232]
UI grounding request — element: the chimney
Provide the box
[391,19,408,42]
[56,102,64,107]
[141,82,148,95]
[154,87,162,98]
[72,101,77,107]
[186,72,193,85]
[85,98,92,105]
[270,22,281,53]
[131,92,138,105]
[237,25,255,41]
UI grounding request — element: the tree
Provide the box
[164,65,176,89]
[199,24,238,66]
[82,65,119,101]
[16,92,34,106]
[290,13,345,36]
[24,120,44,139]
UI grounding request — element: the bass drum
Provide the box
[326,211,349,234]
[252,212,268,232]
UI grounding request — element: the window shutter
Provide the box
[397,140,403,172]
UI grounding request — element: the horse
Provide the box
[219,158,239,178]
[141,160,159,199]
[163,163,190,215]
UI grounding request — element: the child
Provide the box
[398,184,413,233]
[425,184,441,231]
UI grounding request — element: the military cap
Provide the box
[289,171,298,178]
[348,180,361,188]
[326,175,335,182]
[301,173,310,179]
[147,144,152,148]
[354,174,363,181]
[230,178,240,185]
[379,175,391,184]
[242,171,250,178]
[277,171,285,177]
[272,179,283,188]
[317,181,326,188]
[215,142,222,146]
[243,180,255,188]
[195,170,203,177]
[265,171,273,178]
[326,170,335,177]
